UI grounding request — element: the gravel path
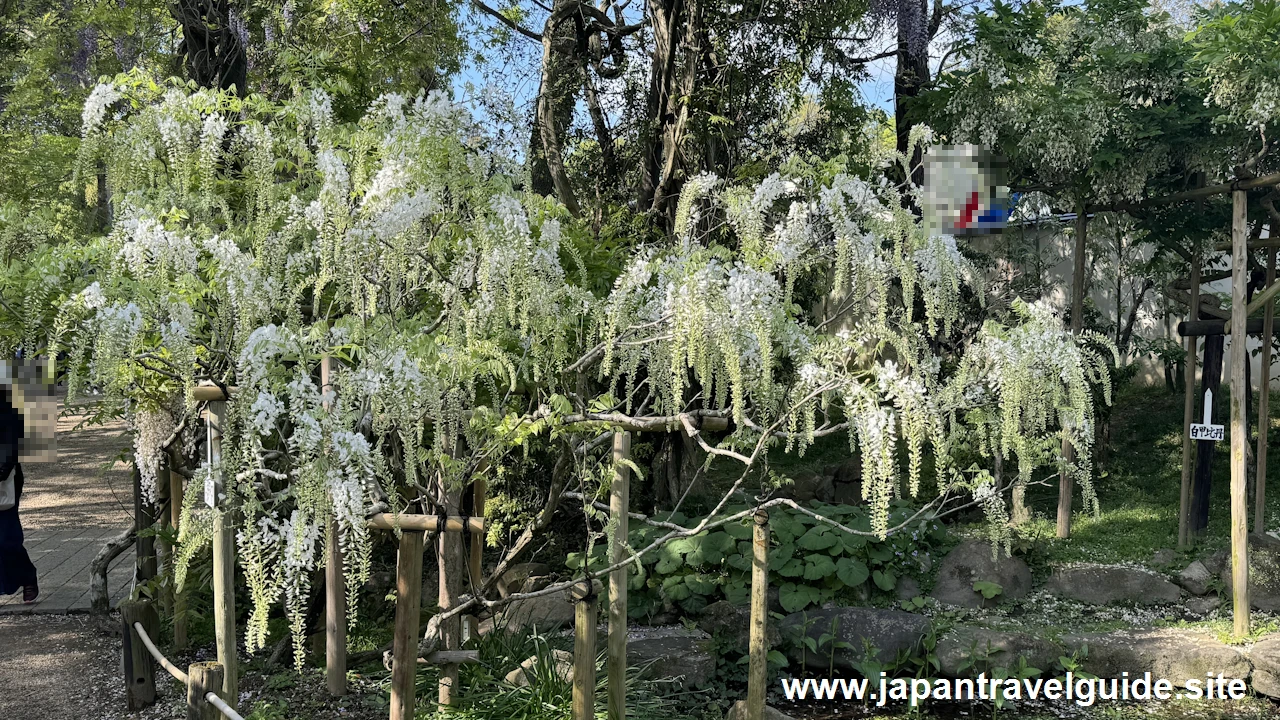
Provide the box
[0,614,179,720]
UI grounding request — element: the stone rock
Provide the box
[935,627,1064,677]
[1184,595,1221,618]
[1218,534,1280,612]
[1178,560,1214,596]
[726,700,796,720]
[929,540,1032,608]
[1202,549,1229,578]
[832,455,862,486]
[520,575,554,594]
[1150,549,1177,568]
[627,626,717,688]
[895,576,923,602]
[780,607,932,671]
[784,470,834,503]
[497,562,551,598]
[1043,566,1181,606]
[480,586,575,633]
[695,601,781,650]
[505,649,575,686]
[1247,635,1280,697]
[831,457,864,506]
[1062,629,1249,685]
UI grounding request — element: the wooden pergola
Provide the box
[1163,177,1280,638]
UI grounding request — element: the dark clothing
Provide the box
[0,398,35,596]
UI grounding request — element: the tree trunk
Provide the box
[638,0,682,215]
[170,0,249,96]
[534,1,583,215]
[1057,203,1088,538]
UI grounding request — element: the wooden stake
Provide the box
[207,400,238,703]
[607,432,631,720]
[572,581,597,720]
[466,474,487,641]
[747,511,769,720]
[1230,189,1251,638]
[1180,258,1201,549]
[322,356,347,696]
[169,450,187,651]
[390,529,425,720]
[1258,248,1276,532]
[1058,203,1088,538]
[186,662,224,720]
[121,598,158,710]
[438,441,465,707]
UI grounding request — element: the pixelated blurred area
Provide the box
[2,356,57,463]
[922,144,1014,236]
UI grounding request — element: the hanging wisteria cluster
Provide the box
[62,72,1118,666]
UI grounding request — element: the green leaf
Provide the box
[778,557,805,578]
[797,526,838,551]
[973,580,1003,600]
[836,557,869,587]
[778,583,820,612]
[872,569,897,591]
[802,554,837,580]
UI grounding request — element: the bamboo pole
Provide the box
[747,511,769,720]
[368,513,484,533]
[322,356,347,696]
[169,449,187,650]
[390,529,425,720]
[207,400,238,703]
[572,580,597,720]
[186,662,224,720]
[1258,248,1276,532]
[1180,259,1201,549]
[1058,204,1088,538]
[1230,189,1252,638]
[607,432,631,720]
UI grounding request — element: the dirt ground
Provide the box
[0,614,179,720]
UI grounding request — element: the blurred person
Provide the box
[0,377,37,603]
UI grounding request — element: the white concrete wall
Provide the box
[972,218,1277,390]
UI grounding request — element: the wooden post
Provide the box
[186,662,224,720]
[390,529,425,720]
[322,356,347,697]
[207,400,238,703]
[572,580,598,720]
[466,474,487,642]
[169,450,187,650]
[121,598,158,710]
[438,439,465,707]
[1230,189,1251,637]
[1058,202,1088,538]
[747,511,769,720]
[607,432,631,720]
[1179,259,1201,549]
[1258,248,1276,532]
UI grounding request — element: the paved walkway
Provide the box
[0,402,135,614]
